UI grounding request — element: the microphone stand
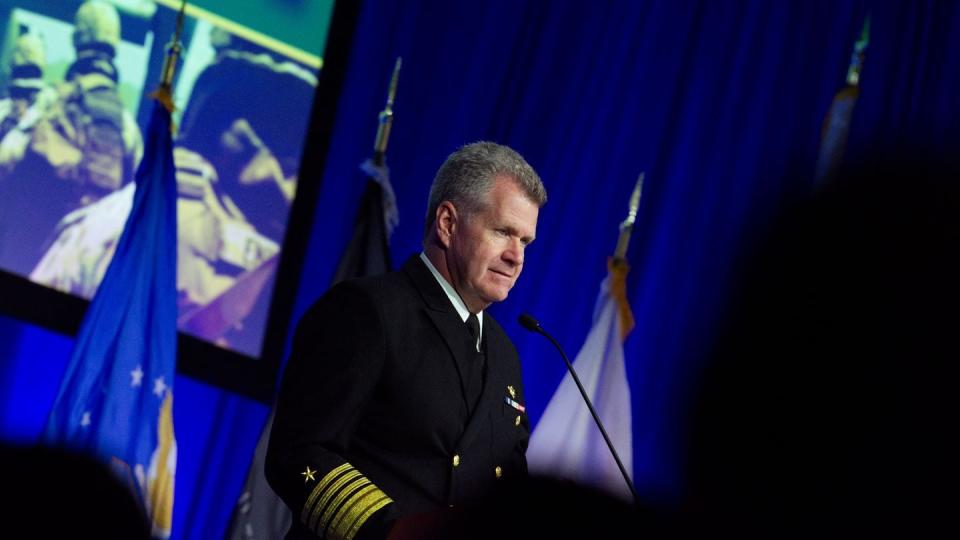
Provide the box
[520,314,639,505]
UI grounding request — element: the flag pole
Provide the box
[610,173,642,340]
[846,15,870,87]
[613,173,644,263]
[373,57,402,166]
[814,14,870,186]
[149,0,186,114]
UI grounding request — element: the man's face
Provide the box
[445,176,539,312]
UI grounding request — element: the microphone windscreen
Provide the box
[518,313,541,332]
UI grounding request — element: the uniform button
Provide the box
[514,415,521,426]
[452,454,461,467]
[494,466,503,478]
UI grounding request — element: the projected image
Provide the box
[0,0,329,358]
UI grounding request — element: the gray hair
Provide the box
[423,141,547,240]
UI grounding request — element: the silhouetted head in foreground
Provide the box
[684,152,960,537]
[2,443,150,538]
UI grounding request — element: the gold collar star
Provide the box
[301,466,316,483]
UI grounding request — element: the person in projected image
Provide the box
[0,0,142,276]
[30,29,316,354]
[153,29,317,353]
[0,33,56,141]
[178,27,314,245]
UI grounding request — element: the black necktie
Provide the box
[465,313,480,350]
[464,312,483,412]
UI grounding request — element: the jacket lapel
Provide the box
[403,256,472,409]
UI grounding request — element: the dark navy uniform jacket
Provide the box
[266,256,529,539]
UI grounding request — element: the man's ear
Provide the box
[435,201,458,249]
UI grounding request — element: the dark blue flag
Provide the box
[225,58,403,540]
[224,159,398,540]
[44,101,178,538]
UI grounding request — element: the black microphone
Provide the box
[519,313,639,505]
[518,313,541,333]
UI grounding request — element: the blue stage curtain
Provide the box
[2,1,958,538]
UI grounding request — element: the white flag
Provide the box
[527,265,633,500]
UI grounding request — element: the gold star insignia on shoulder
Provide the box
[507,385,516,398]
[302,466,316,483]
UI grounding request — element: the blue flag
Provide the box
[44,101,178,538]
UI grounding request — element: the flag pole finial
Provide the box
[150,0,187,113]
[373,57,403,165]
[613,172,644,261]
[846,14,870,86]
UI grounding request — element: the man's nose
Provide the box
[503,239,524,267]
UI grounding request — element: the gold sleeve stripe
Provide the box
[327,484,379,538]
[299,464,394,539]
[309,471,366,532]
[314,476,371,534]
[344,493,392,540]
[302,464,354,524]
[300,463,354,525]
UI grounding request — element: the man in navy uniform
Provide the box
[267,141,547,539]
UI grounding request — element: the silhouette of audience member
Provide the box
[682,152,960,537]
[386,475,649,539]
[2,442,150,538]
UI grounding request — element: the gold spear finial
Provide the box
[150,0,187,113]
[846,14,870,87]
[613,172,644,261]
[373,57,402,165]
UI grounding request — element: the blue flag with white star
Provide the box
[43,100,178,538]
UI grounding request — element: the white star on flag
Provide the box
[131,365,144,387]
[153,376,167,397]
[80,411,91,427]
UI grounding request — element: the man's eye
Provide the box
[495,229,508,237]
